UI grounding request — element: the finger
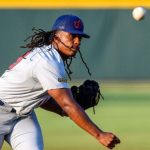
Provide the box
[111,140,118,145]
[108,144,115,149]
[113,136,121,144]
[111,138,120,144]
[107,140,115,149]
[108,138,120,148]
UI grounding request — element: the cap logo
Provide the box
[59,25,65,30]
[74,20,82,29]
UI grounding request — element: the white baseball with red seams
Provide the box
[132,6,147,21]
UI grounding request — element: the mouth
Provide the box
[70,46,79,52]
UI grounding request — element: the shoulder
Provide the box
[38,45,63,66]
[32,45,62,62]
[31,45,69,90]
[33,45,66,75]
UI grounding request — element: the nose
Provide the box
[74,36,81,45]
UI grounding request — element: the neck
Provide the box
[52,42,69,61]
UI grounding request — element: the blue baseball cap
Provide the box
[52,14,90,38]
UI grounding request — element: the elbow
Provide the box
[61,99,78,115]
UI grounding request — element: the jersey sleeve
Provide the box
[33,57,69,91]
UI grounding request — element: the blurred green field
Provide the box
[2,81,150,150]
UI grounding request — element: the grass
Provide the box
[2,81,150,150]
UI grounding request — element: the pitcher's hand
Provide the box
[98,132,121,149]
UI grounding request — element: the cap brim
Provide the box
[51,29,90,38]
[63,30,90,38]
[81,34,90,38]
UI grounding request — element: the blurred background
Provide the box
[0,0,150,150]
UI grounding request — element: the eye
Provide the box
[70,34,76,39]
[70,34,82,41]
[78,36,82,41]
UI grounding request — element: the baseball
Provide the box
[132,6,147,21]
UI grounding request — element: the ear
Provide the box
[54,33,61,43]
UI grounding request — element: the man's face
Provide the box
[54,31,82,59]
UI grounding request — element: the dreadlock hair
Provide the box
[20,27,54,49]
[21,27,91,80]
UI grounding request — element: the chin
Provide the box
[70,51,77,57]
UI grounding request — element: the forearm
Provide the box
[47,88,120,149]
[62,101,103,139]
[47,89,102,138]
[40,97,62,115]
